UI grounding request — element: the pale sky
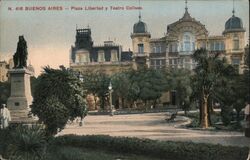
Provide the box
[0,0,249,76]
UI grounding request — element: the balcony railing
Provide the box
[70,61,131,66]
[133,52,148,57]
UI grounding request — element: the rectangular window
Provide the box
[156,46,161,53]
[169,59,172,65]
[184,42,190,51]
[138,44,144,53]
[215,42,220,51]
[221,42,225,50]
[98,51,105,62]
[233,40,239,50]
[156,59,160,65]
[232,58,240,65]
[152,46,156,53]
[111,50,118,62]
[201,42,206,49]
[174,59,177,65]
[210,42,214,51]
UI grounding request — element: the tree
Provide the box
[213,74,245,123]
[81,71,110,110]
[31,66,86,135]
[165,68,192,114]
[111,71,131,108]
[30,76,38,96]
[0,81,10,106]
[126,68,167,108]
[192,49,234,128]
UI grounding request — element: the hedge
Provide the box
[53,135,249,160]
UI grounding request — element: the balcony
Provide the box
[133,52,148,58]
[70,61,131,66]
[150,52,166,58]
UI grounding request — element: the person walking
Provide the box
[0,104,11,129]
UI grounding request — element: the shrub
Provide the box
[221,105,233,126]
[53,135,249,160]
[45,146,85,160]
[32,67,86,135]
[6,125,47,160]
[0,128,11,157]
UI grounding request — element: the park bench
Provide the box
[165,111,178,122]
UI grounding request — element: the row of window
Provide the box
[150,59,166,69]
[150,58,195,66]
[75,50,118,63]
[139,33,241,54]
[209,41,225,51]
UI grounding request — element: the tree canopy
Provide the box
[192,48,235,128]
[31,66,86,135]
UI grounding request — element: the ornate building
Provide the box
[70,28,132,75]
[69,1,248,108]
[130,2,247,73]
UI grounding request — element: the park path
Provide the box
[59,112,250,147]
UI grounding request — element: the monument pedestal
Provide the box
[7,68,36,124]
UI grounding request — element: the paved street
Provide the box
[59,112,250,147]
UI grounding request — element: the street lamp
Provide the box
[77,71,84,126]
[108,81,114,116]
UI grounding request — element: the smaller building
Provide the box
[70,28,133,75]
[0,58,35,82]
[0,61,8,82]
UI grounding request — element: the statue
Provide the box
[13,36,28,68]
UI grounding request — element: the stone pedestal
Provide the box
[7,68,36,124]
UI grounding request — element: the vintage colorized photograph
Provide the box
[0,0,249,159]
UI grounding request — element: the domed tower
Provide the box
[131,13,151,70]
[223,9,246,73]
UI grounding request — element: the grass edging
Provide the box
[53,135,249,160]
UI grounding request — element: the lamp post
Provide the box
[77,71,84,126]
[108,81,114,116]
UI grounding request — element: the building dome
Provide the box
[133,20,148,33]
[225,15,244,30]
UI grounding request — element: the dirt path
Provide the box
[59,113,250,147]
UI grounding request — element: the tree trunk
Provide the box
[201,95,209,128]
[207,101,212,126]
[122,97,125,109]
[199,99,202,124]
[94,94,97,110]
[184,110,187,116]
[208,97,213,125]
[236,111,240,122]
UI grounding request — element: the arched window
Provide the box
[181,32,195,52]
[184,34,191,51]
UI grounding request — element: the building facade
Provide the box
[69,2,248,108]
[131,3,246,73]
[131,4,247,73]
[0,61,8,82]
[70,28,133,75]
[0,58,35,82]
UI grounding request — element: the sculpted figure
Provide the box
[13,36,28,68]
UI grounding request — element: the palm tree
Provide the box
[192,48,234,128]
